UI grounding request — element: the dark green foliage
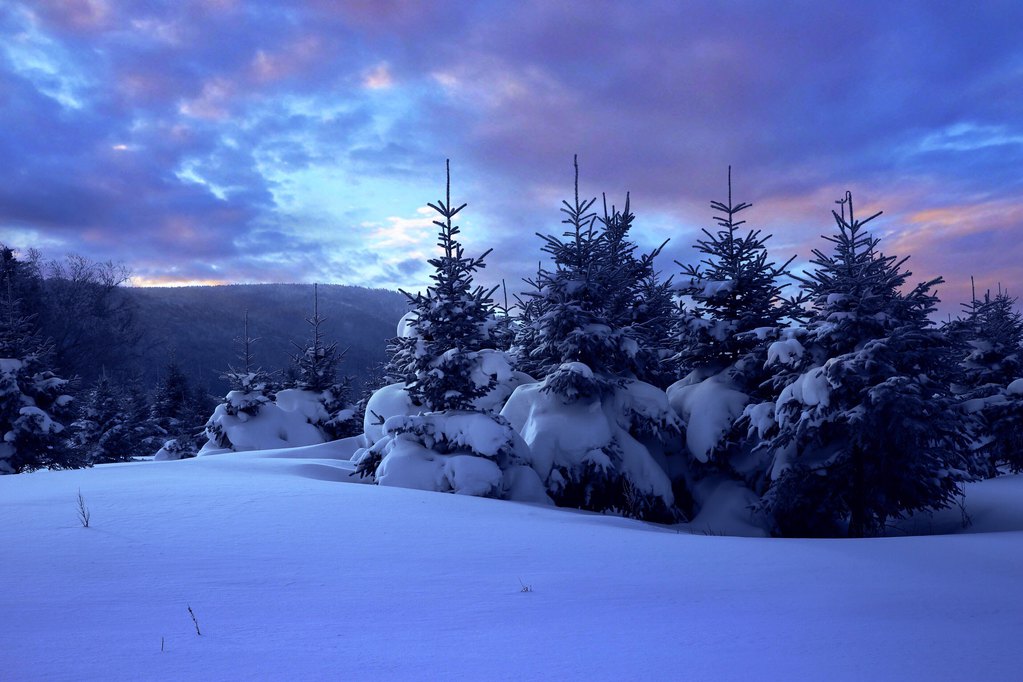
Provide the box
[396,160,500,412]
[515,156,672,397]
[0,256,80,473]
[72,375,136,464]
[760,193,973,537]
[675,168,802,374]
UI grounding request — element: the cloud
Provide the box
[0,0,1020,318]
[362,62,393,90]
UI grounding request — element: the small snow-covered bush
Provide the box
[353,411,548,502]
[501,364,677,522]
[198,388,327,455]
[153,437,193,461]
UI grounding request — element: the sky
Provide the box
[1,0,1022,314]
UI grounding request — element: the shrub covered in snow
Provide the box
[198,388,327,455]
[501,364,678,522]
[353,411,549,502]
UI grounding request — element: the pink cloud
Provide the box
[250,35,323,84]
[178,77,235,120]
[32,0,113,32]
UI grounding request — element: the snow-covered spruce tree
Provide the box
[957,287,1023,388]
[354,161,545,502]
[674,167,802,374]
[666,169,802,521]
[283,284,360,440]
[202,310,287,452]
[151,355,212,460]
[121,371,160,456]
[597,193,678,387]
[401,167,501,412]
[950,286,1023,474]
[504,157,678,521]
[71,373,136,464]
[515,161,675,390]
[0,272,78,473]
[753,192,972,537]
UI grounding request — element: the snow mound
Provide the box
[470,349,534,413]
[198,389,326,455]
[502,372,675,521]
[766,338,805,367]
[667,372,749,462]
[354,411,548,502]
[361,382,417,444]
[396,310,419,338]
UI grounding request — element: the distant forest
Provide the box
[7,251,406,395]
[129,284,407,394]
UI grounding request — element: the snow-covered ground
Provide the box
[2,444,1022,681]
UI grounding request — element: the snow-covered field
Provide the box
[2,443,1022,681]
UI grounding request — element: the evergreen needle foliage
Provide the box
[676,166,803,373]
[394,160,500,412]
[759,192,972,537]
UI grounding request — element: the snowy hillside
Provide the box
[2,446,1022,681]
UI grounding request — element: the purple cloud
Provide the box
[0,0,1020,316]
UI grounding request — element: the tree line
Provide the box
[2,159,1020,537]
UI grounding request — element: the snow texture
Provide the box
[667,372,749,462]
[1,453,1022,680]
[501,373,675,511]
[360,410,545,500]
[198,389,326,456]
[766,337,805,367]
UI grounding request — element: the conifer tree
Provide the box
[504,157,679,522]
[224,310,276,396]
[290,285,342,392]
[288,284,358,439]
[948,284,1023,475]
[72,373,134,464]
[151,355,192,435]
[598,194,677,386]
[514,156,658,397]
[354,162,543,501]
[675,167,802,374]
[399,160,500,412]
[121,371,158,455]
[150,354,210,458]
[0,264,78,473]
[960,287,1023,388]
[665,170,801,487]
[756,193,972,537]
[204,310,279,450]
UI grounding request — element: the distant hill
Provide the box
[126,284,408,395]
